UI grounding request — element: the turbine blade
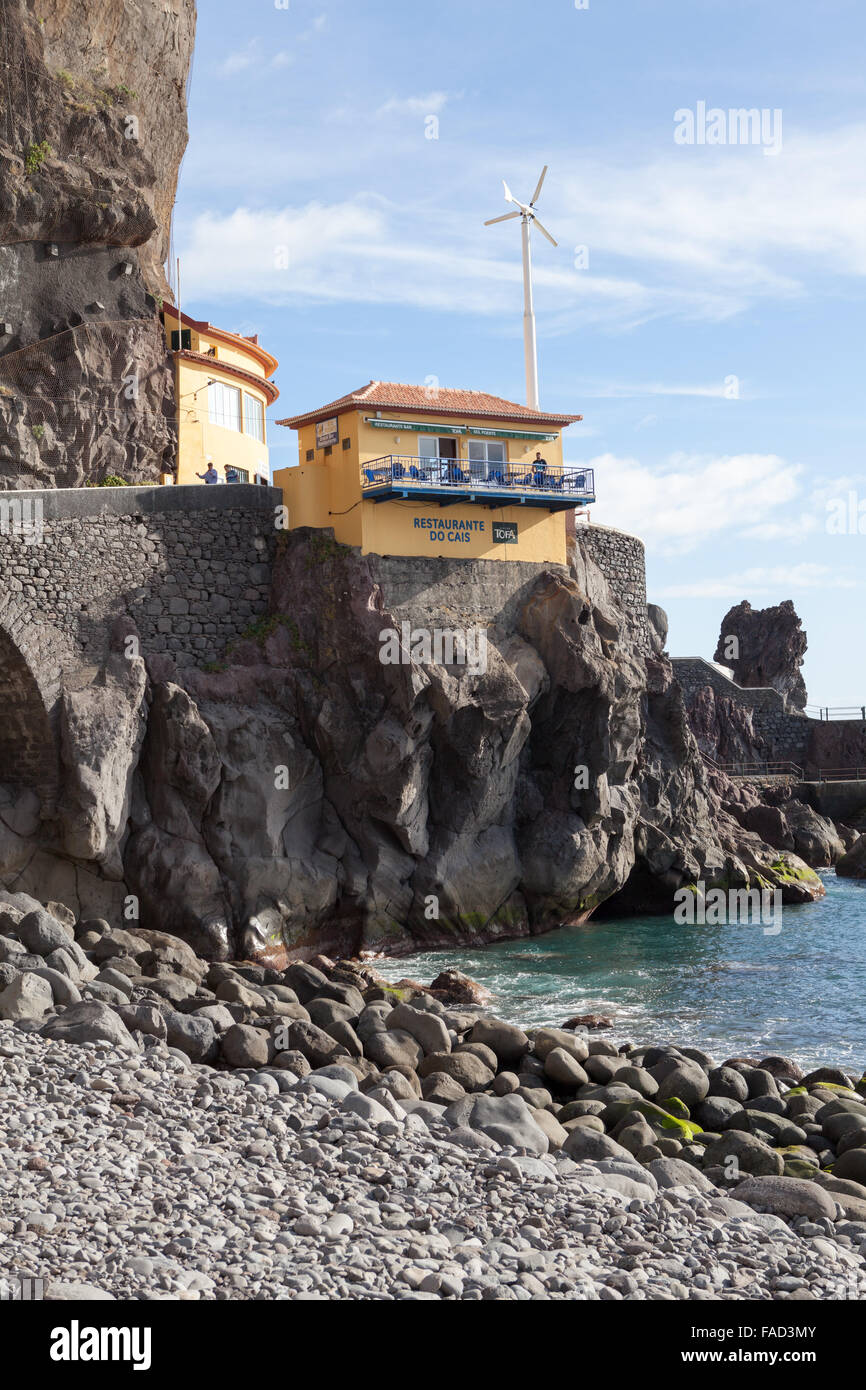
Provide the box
[530,165,548,205]
[502,179,515,203]
[533,217,558,247]
[484,211,521,225]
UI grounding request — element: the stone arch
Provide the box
[0,597,73,813]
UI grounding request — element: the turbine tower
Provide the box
[484,165,557,411]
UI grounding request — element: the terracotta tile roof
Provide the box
[277,381,581,430]
[177,350,280,404]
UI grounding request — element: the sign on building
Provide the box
[492,521,518,544]
[316,418,339,448]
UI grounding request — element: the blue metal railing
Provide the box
[360,455,595,499]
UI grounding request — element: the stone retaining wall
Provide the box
[672,656,866,770]
[0,484,280,666]
[574,524,650,654]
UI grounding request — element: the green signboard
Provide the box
[467,427,557,442]
[492,521,518,544]
[366,418,465,435]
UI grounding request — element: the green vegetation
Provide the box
[24,140,51,175]
[30,423,45,441]
[304,533,350,569]
[768,855,820,886]
[234,613,313,658]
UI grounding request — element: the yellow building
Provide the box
[274,381,592,564]
[162,308,280,486]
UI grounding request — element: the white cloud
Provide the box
[217,40,260,76]
[178,198,712,322]
[657,564,859,600]
[582,381,748,400]
[551,124,866,297]
[578,450,804,555]
[300,14,328,39]
[176,124,866,328]
[377,91,452,117]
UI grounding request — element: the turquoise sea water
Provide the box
[373,872,866,1074]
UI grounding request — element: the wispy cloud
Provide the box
[377,91,453,117]
[217,40,260,76]
[178,194,780,331]
[579,450,804,555]
[657,563,859,600]
[582,380,749,400]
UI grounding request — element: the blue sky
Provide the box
[173,0,865,704]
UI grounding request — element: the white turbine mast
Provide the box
[484,164,557,411]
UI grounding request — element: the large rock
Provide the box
[563,1127,633,1162]
[830,1148,866,1185]
[0,972,54,1021]
[647,1157,715,1192]
[364,1028,424,1072]
[221,1023,270,1068]
[40,1001,139,1052]
[714,599,807,710]
[417,1051,494,1092]
[655,1061,709,1108]
[468,1016,530,1065]
[16,910,73,957]
[386,1002,451,1056]
[702,1130,784,1177]
[288,1020,349,1069]
[164,1011,219,1063]
[837,836,866,881]
[129,930,208,984]
[543,1047,589,1090]
[733,1176,838,1221]
[450,1094,549,1156]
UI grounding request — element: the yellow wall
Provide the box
[163,309,273,486]
[275,405,570,564]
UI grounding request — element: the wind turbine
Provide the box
[484,165,557,411]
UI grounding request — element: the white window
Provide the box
[244,393,265,443]
[208,381,241,432]
[468,439,506,478]
[417,434,458,462]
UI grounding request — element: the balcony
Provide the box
[360,456,595,511]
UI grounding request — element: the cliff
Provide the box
[0,0,195,487]
[0,529,823,961]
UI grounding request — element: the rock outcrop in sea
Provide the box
[714,599,808,711]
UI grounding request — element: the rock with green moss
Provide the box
[602,1096,703,1142]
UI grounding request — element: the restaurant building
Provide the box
[274,381,593,564]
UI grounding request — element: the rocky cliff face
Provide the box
[714,600,808,711]
[0,0,195,486]
[0,531,823,961]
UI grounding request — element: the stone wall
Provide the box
[0,484,279,667]
[574,523,651,654]
[672,656,866,771]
